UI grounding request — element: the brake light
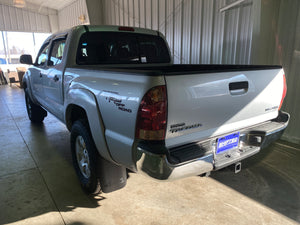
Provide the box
[279,73,287,110]
[136,86,167,140]
[118,26,135,32]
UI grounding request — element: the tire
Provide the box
[25,89,47,123]
[71,120,101,194]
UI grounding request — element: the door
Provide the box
[42,38,66,120]
[30,43,50,103]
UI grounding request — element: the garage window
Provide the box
[0,31,50,65]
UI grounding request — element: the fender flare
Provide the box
[65,88,115,163]
[22,72,35,102]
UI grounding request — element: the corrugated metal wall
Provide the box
[103,0,254,64]
[0,3,51,32]
[275,1,300,144]
[249,0,300,144]
[58,0,90,31]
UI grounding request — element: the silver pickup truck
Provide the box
[20,25,289,194]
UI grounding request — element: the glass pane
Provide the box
[37,44,49,66]
[77,32,171,65]
[49,39,66,66]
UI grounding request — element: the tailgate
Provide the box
[165,68,284,148]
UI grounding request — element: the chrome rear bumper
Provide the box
[135,111,290,181]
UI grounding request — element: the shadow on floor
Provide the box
[0,115,107,224]
[0,169,107,224]
[210,141,300,223]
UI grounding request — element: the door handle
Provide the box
[53,75,59,82]
[229,81,248,90]
[229,81,248,95]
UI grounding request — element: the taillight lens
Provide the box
[279,73,287,110]
[136,85,167,140]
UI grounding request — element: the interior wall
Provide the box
[251,0,300,144]
[0,3,54,33]
[275,1,300,144]
[103,0,254,64]
[85,0,104,25]
[58,0,90,31]
[49,14,59,33]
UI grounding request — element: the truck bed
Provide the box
[81,64,282,75]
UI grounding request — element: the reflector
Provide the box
[279,74,287,110]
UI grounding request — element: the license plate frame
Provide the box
[216,132,240,154]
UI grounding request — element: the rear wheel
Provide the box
[25,89,47,123]
[71,120,101,194]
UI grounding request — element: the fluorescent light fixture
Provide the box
[13,0,26,8]
[78,14,86,23]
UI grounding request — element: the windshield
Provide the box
[76,32,171,65]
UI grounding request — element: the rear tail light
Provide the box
[135,85,167,141]
[278,73,287,110]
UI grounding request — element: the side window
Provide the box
[49,39,66,66]
[36,43,50,66]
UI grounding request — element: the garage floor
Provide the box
[0,85,299,225]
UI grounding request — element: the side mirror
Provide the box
[20,54,33,65]
[48,60,54,66]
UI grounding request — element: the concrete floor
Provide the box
[0,84,299,225]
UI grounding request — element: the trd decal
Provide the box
[105,95,132,113]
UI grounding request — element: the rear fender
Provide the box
[65,88,114,163]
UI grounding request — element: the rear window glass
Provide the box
[76,32,171,65]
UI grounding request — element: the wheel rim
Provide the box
[75,135,91,179]
[25,95,32,118]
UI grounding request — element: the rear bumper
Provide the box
[135,111,290,180]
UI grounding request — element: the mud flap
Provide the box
[97,157,127,193]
